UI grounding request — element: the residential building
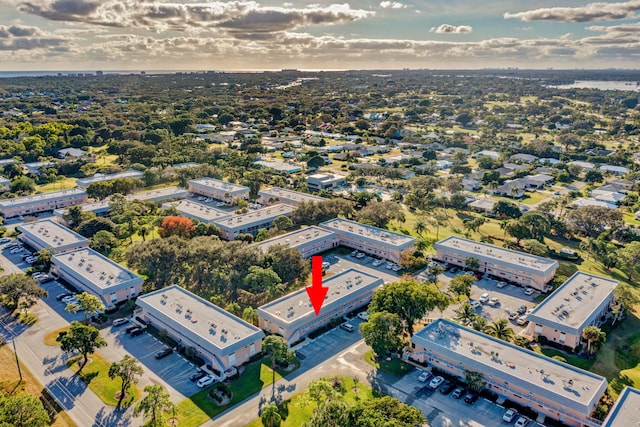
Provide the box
[51,248,143,309]
[0,188,88,218]
[0,176,10,191]
[524,174,554,189]
[512,153,539,164]
[24,161,56,175]
[188,178,250,203]
[257,187,325,207]
[58,147,94,161]
[409,319,607,427]
[468,198,497,215]
[76,169,144,188]
[570,198,617,209]
[17,219,89,254]
[214,204,294,240]
[476,150,501,159]
[601,386,640,426]
[319,218,416,264]
[306,173,345,190]
[568,161,595,171]
[255,226,339,258]
[525,272,618,349]
[136,285,264,377]
[600,164,630,175]
[258,268,383,344]
[254,160,302,174]
[162,200,232,224]
[434,236,558,291]
[492,178,526,198]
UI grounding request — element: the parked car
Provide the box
[417,371,433,383]
[479,293,490,304]
[428,376,445,390]
[357,311,369,321]
[0,237,11,244]
[464,390,479,404]
[488,297,499,307]
[61,294,78,303]
[197,375,217,388]
[189,370,207,382]
[470,300,481,309]
[516,316,528,326]
[56,292,73,301]
[112,318,129,326]
[39,276,55,283]
[524,288,535,296]
[503,408,518,422]
[355,252,365,259]
[155,347,173,359]
[125,325,140,333]
[508,311,519,321]
[451,387,465,399]
[350,250,359,257]
[439,381,454,395]
[372,260,383,267]
[496,281,507,288]
[514,416,530,427]
[517,305,527,315]
[340,323,354,332]
[130,327,144,336]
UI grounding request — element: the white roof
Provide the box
[188,177,249,195]
[0,188,87,208]
[258,187,325,205]
[320,218,415,249]
[214,204,294,231]
[18,219,88,250]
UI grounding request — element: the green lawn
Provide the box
[244,376,377,427]
[67,353,141,407]
[363,350,414,377]
[173,357,297,427]
[530,344,594,371]
[36,176,78,193]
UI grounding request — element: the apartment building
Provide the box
[51,248,143,309]
[214,204,294,240]
[526,272,618,349]
[319,218,416,264]
[434,236,558,291]
[17,219,89,254]
[258,268,383,344]
[0,188,88,218]
[410,319,607,427]
[162,200,232,224]
[76,169,144,188]
[601,386,640,426]
[188,178,250,203]
[257,187,325,207]
[255,226,340,258]
[136,285,264,376]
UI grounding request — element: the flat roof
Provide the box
[254,161,301,172]
[256,226,337,253]
[602,386,640,426]
[163,200,232,223]
[77,170,144,186]
[0,188,87,208]
[527,272,618,335]
[258,187,325,205]
[137,285,264,354]
[52,248,142,292]
[307,173,345,181]
[188,177,249,195]
[412,319,607,413]
[320,218,415,249]
[214,204,294,231]
[434,236,558,275]
[126,186,188,202]
[259,268,383,325]
[18,219,88,249]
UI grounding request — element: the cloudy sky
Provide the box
[1,0,639,71]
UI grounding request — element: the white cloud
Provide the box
[380,1,406,9]
[429,24,472,34]
[504,0,640,23]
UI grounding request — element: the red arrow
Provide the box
[306,256,328,316]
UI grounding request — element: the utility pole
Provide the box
[12,338,22,383]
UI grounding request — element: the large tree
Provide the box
[261,402,282,427]
[565,206,623,238]
[109,355,144,406]
[355,201,405,228]
[582,326,605,355]
[0,394,50,427]
[0,274,46,312]
[134,385,175,427]
[65,292,105,324]
[360,311,404,357]
[369,279,449,336]
[484,318,515,342]
[243,266,282,293]
[262,335,294,400]
[616,241,640,281]
[57,321,107,369]
[448,275,474,300]
[520,212,550,242]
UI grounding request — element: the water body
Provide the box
[549,80,640,92]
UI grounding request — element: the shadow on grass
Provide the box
[610,374,634,395]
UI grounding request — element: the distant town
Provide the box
[0,69,638,427]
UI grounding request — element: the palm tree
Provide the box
[471,315,487,332]
[261,402,281,427]
[414,220,428,238]
[582,326,605,355]
[484,318,515,342]
[454,303,475,325]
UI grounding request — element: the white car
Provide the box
[524,288,535,296]
[428,376,445,390]
[496,281,507,288]
[470,300,482,309]
[488,297,499,307]
[479,293,490,304]
[417,371,431,382]
[503,408,518,422]
[357,312,369,321]
[197,375,217,388]
[61,295,78,303]
[10,247,24,254]
[372,260,383,267]
[514,416,529,427]
[355,252,365,259]
[0,237,11,244]
[112,318,129,326]
[516,316,528,326]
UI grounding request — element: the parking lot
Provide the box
[322,250,399,284]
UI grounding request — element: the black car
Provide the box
[439,381,454,395]
[189,370,207,382]
[130,327,144,336]
[464,390,479,404]
[155,347,173,359]
[40,276,55,283]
